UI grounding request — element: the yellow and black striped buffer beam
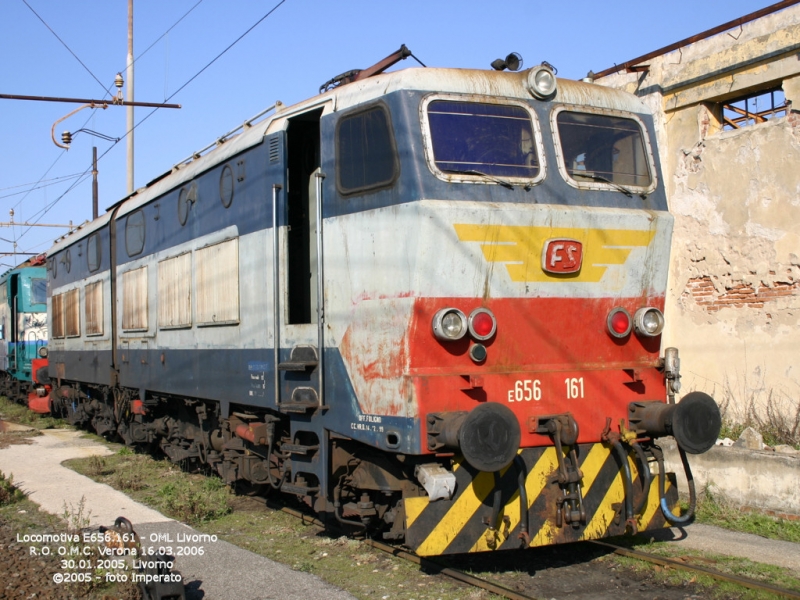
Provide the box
[405,443,679,556]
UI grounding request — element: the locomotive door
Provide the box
[274,108,324,410]
[271,108,328,499]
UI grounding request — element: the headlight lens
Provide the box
[633,307,665,337]
[432,308,468,341]
[527,65,557,99]
[37,346,48,358]
[442,312,464,337]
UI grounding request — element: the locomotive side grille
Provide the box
[269,136,280,163]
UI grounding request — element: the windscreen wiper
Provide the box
[573,172,647,199]
[444,169,515,190]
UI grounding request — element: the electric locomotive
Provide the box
[0,256,49,410]
[42,48,721,555]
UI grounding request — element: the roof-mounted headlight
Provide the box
[527,64,557,100]
[432,308,468,342]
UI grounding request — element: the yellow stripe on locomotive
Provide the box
[405,443,679,556]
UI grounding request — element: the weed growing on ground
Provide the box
[718,374,800,449]
[85,454,108,476]
[0,470,25,505]
[61,496,92,531]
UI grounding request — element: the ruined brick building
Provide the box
[593,1,800,424]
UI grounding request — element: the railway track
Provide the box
[275,501,800,600]
[591,540,800,600]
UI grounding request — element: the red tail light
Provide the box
[607,307,632,338]
[468,308,497,341]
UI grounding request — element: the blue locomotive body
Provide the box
[0,261,48,398]
[42,61,720,554]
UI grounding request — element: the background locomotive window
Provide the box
[64,248,72,274]
[31,278,46,306]
[122,267,148,331]
[196,238,239,326]
[427,101,540,179]
[178,184,198,226]
[337,106,397,193]
[158,253,192,329]
[51,293,65,338]
[87,232,101,272]
[48,256,57,279]
[65,288,80,338]
[125,210,146,257]
[219,164,234,208]
[85,281,103,336]
[556,111,651,188]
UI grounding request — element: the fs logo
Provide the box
[542,239,583,274]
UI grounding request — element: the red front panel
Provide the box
[409,296,666,448]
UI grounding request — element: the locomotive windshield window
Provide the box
[125,210,146,257]
[31,278,46,306]
[427,101,540,179]
[556,111,651,188]
[337,106,397,194]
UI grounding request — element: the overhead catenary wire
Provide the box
[21,0,109,97]
[10,0,289,258]
[0,173,83,195]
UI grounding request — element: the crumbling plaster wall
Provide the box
[597,5,800,417]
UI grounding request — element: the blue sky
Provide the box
[0,0,775,265]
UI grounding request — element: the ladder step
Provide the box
[283,443,319,455]
[278,360,317,371]
[278,345,318,371]
[281,483,319,496]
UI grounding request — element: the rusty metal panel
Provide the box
[196,237,239,326]
[157,252,191,329]
[85,281,103,336]
[65,289,80,338]
[51,293,65,339]
[122,267,148,331]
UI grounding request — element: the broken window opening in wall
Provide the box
[722,87,786,130]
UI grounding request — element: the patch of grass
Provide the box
[696,487,800,544]
[0,469,25,506]
[67,451,231,526]
[157,477,231,524]
[112,456,150,491]
[0,395,66,429]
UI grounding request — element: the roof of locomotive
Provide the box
[49,66,652,254]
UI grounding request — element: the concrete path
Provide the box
[0,428,356,600]
[647,523,800,572]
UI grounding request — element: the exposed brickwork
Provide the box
[684,275,799,312]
